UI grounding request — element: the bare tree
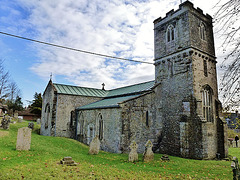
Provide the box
[0,60,10,102]
[8,81,21,101]
[214,0,240,111]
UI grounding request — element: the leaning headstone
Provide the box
[16,127,32,150]
[28,122,34,130]
[89,136,100,155]
[161,154,170,161]
[233,141,236,148]
[129,140,138,162]
[1,116,10,130]
[143,140,154,162]
[60,157,77,166]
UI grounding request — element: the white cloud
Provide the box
[4,0,229,89]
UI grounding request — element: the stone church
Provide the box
[41,1,228,159]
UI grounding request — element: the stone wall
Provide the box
[154,1,214,60]
[55,94,102,138]
[120,92,157,153]
[41,81,55,136]
[77,108,122,153]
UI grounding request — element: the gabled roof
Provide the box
[53,83,107,97]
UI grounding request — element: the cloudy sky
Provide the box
[0,0,227,105]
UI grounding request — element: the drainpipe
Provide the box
[75,110,79,140]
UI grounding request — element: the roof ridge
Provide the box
[53,82,107,91]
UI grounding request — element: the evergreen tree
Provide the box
[30,92,42,116]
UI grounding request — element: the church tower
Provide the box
[153,1,228,159]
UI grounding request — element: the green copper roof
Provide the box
[106,81,154,97]
[77,95,139,110]
[53,83,107,97]
[53,80,154,98]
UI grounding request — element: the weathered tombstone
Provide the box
[28,122,34,130]
[143,140,154,162]
[60,157,77,166]
[16,127,32,150]
[18,117,23,123]
[228,141,232,148]
[36,118,41,124]
[233,141,236,148]
[129,140,138,162]
[1,115,10,130]
[231,157,240,179]
[89,136,100,155]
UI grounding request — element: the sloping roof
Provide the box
[77,95,139,110]
[52,80,155,110]
[53,83,107,97]
[53,80,154,98]
[106,81,154,97]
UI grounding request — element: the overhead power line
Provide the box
[0,31,153,65]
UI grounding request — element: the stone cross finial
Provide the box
[102,83,105,90]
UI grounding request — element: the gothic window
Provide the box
[146,111,149,127]
[202,86,213,122]
[203,60,208,77]
[166,25,175,42]
[200,22,206,40]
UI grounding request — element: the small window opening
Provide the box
[200,23,206,40]
[146,111,149,127]
[98,114,103,140]
[203,60,208,77]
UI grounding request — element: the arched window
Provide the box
[200,22,206,40]
[166,25,175,42]
[202,85,213,122]
[70,110,75,127]
[45,103,50,129]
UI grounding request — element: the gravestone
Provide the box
[143,140,154,162]
[28,122,34,130]
[18,117,23,123]
[36,118,41,124]
[16,127,32,150]
[1,115,10,130]
[129,140,138,162]
[233,141,236,148]
[60,157,77,166]
[89,136,100,155]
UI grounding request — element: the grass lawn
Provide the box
[0,122,238,179]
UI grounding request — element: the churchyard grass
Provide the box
[0,122,238,179]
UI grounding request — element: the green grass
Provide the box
[0,122,238,179]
